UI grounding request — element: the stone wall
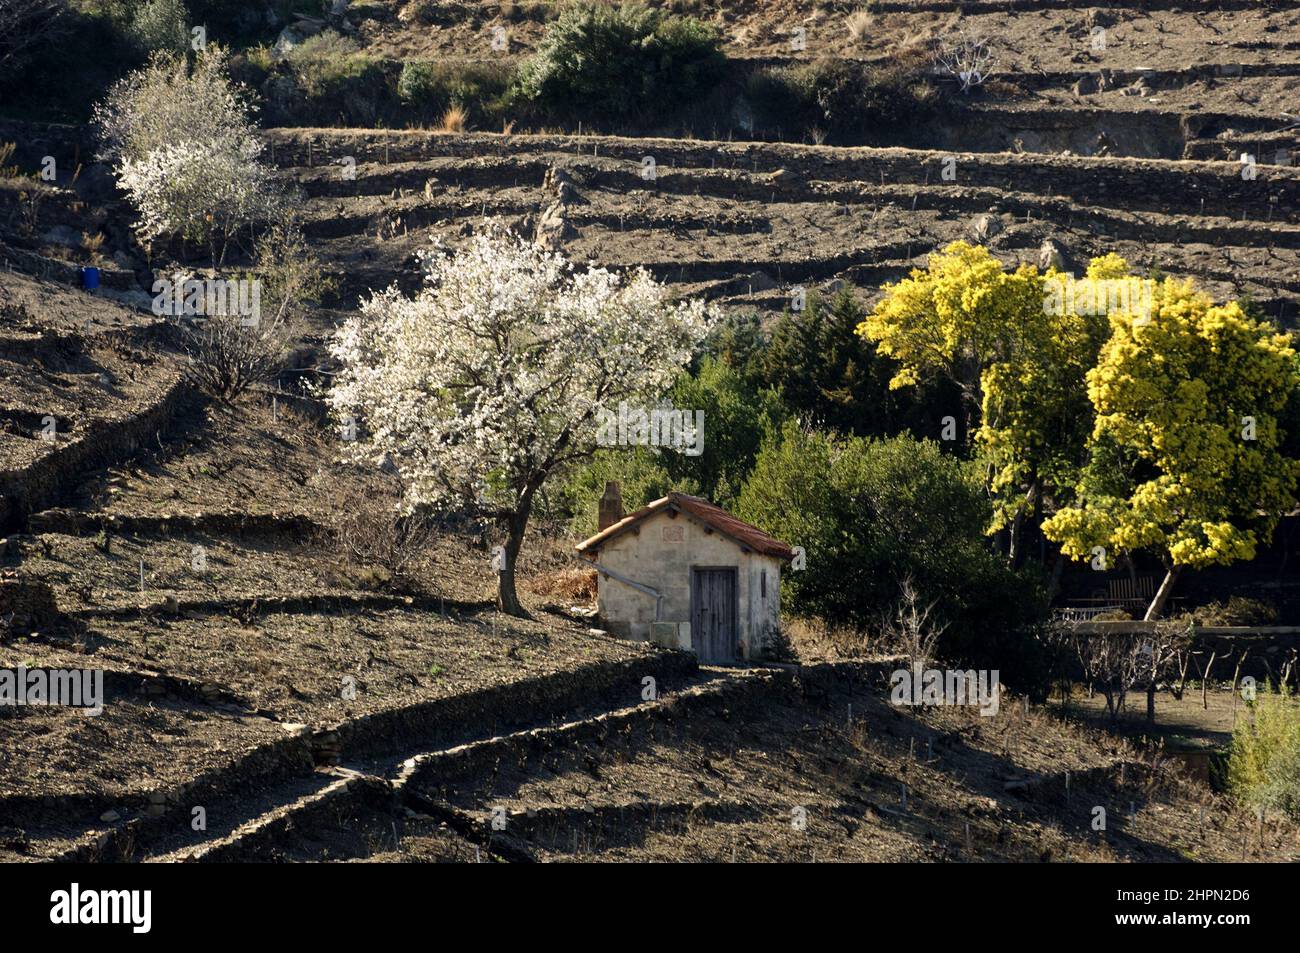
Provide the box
[264,127,1300,221]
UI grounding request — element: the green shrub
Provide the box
[658,357,785,507]
[747,51,936,143]
[286,32,368,96]
[744,65,817,132]
[759,288,944,437]
[398,60,516,125]
[700,308,767,382]
[126,0,190,55]
[559,356,784,533]
[516,1,724,122]
[559,446,688,538]
[397,60,439,105]
[737,424,1053,692]
[1229,691,1300,820]
[284,32,390,124]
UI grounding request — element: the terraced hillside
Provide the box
[3,297,1295,861]
[1,323,1296,864]
[273,126,1300,325]
[292,0,1300,161]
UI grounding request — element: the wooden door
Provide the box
[691,567,738,662]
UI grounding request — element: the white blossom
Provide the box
[327,230,712,517]
[118,136,273,248]
[93,46,279,260]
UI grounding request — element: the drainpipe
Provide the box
[584,558,662,622]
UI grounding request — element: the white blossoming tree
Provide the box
[327,231,711,615]
[118,136,275,262]
[93,45,278,264]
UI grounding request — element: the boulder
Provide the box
[273,27,305,58]
[970,213,1001,243]
[543,166,584,205]
[1037,239,1074,273]
[767,168,800,188]
[535,201,577,250]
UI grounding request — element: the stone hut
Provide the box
[575,483,793,663]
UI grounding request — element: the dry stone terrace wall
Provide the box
[4,650,704,860]
[727,57,1300,85]
[0,377,198,534]
[266,129,1300,221]
[157,773,398,863]
[399,668,799,794]
[296,161,1300,252]
[325,650,700,762]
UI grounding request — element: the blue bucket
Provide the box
[81,267,100,291]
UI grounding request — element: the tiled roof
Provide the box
[575,492,794,560]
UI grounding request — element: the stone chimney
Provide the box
[598,481,624,531]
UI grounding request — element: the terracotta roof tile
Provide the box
[575,492,794,560]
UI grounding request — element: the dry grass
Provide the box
[440,105,469,133]
[847,9,873,43]
[80,230,105,264]
[0,141,20,178]
[524,564,598,604]
[783,616,889,662]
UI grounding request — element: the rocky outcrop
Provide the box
[534,165,583,250]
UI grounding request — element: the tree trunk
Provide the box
[1047,545,1066,600]
[1007,509,1024,568]
[1007,479,1039,570]
[1143,565,1181,621]
[497,484,538,618]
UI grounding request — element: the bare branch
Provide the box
[935,32,996,95]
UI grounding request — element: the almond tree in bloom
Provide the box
[93,45,278,264]
[117,136,274,263]
[327,231,712,615]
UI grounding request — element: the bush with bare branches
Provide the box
[1053,618,1193,723]
[179,224,328,400]
[326,481,439,587]
[880,578,948,670]
[935,32,995,94]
